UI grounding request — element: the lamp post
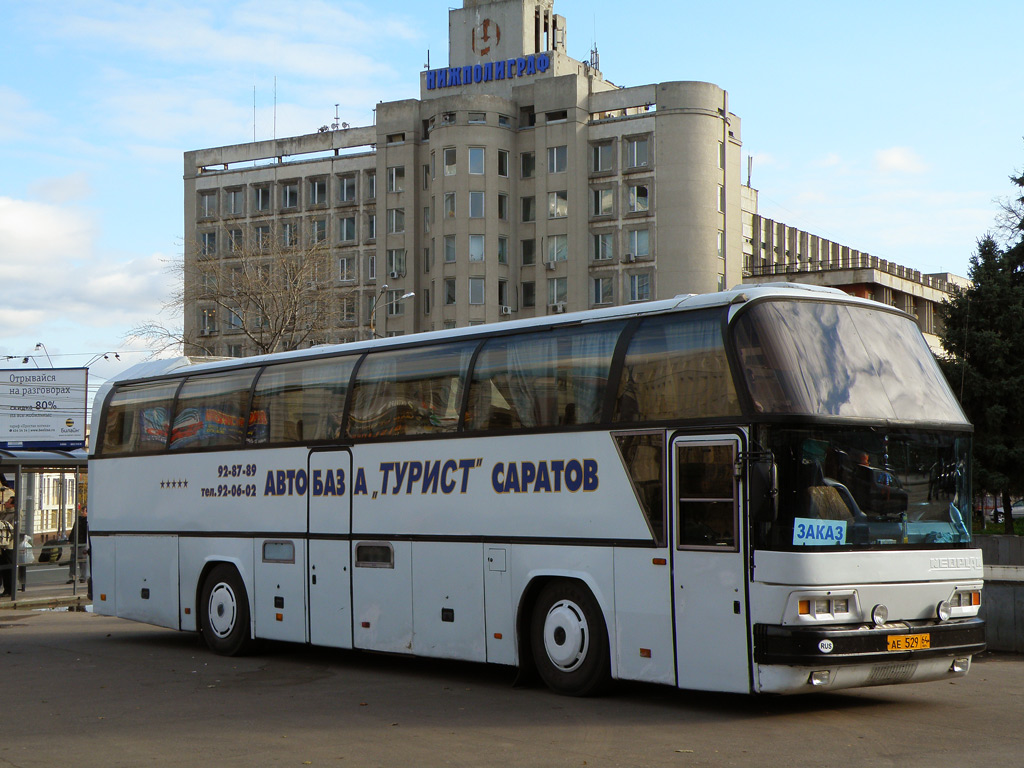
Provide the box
[369,285,415,339]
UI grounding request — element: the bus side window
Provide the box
[99,381,178,455]
[249,357,353,445]
[169,370,256,450]
[614,311,739,422]
[467,323,624,431]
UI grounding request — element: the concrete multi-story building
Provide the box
[183,0,959,356]
[184,0,743,353]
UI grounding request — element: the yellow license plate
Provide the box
[887,633,931,651]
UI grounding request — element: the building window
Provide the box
[444,278,456,304]
[386,289,406,316]
[719,141,725,170]
[469,147,485,175]
[338,255,355,282]
[227,343,244,358]
[497,149,509,177]
[545,109,567,123]
[498,279,509,307]
[498,236,509,265]
[522,239,536,266]
[521,196,536,222]
[628,184,650,213]
[340,296,356,323]
[282,222,299,247]
[469,234,485,262]
[226,307,243,331]
[469,277,485,305]
[593,232,614,261]
[498,114,512,128]
[387,166,405,193]
[226,188,244,215]
[522,281,535,307]
[366,213,376,240]
[592,188,613,216]
[387,208,405,234]
[521,152,535,179]
[423,164,430,190]
[626,136,649,168]
[444,234,456,263]
[444,147,457,176]
[547,145,567,173]
[547,234,568,263]
[310,178,327,205]
[339,174,357,202]
[444,192,456,218]
[629,273,651,302]
[281,182,299,209]
[469,191,485,218]
[255,186,271,212]
[386,249,406,276]
[718,184,725,213]
[548,190,568,219]
[498,193,509,221]
[312,218,328,243]
[228,228,243,252]
[628,228,650,258]
[365,171,376,200]
[199,192,217,218]
[468,111,486,124]
[441,111,456,125]
[592,277,613,305]
[592,142,613,172]
[199,307,217,334]
[199,231,216,256]
[548,277,567,306]
[255,225,271,250]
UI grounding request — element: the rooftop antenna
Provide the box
[747,156,753,187]
[273,76,277,140]
[332,104,340,131]
[425,49,430,69]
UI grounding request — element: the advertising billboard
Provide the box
[0,368,88,450]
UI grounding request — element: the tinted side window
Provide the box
[615,311,739,422]
[100,381,179,455]
[170,370,257,450]
[467,322,625,431]
[348,342,476,439]
[248,357,355,445]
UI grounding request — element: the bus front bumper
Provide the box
[753,617,986,666]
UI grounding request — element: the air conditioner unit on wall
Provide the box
[549,302,566,314]
[500,305,512,315]
[389,271,401,279]
[624,253,636,263]
[545,261,557,271]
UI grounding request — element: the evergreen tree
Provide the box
[940,231,1024,533]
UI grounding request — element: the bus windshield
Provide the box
[733,300,968,425]
[757,426,972,551]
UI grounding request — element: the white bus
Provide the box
[89,285,984,695]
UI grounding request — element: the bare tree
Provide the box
[131,222,355,358]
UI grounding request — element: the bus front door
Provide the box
[307,448,354,649]
[671,434,751,693]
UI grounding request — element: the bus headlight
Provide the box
[871,604,888,626]
[936,600,952,621]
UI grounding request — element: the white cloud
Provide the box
[874,146,928,174]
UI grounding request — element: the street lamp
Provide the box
[35,343,53,367]
[368,284,415,338]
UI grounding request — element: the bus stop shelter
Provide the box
[1,449,88,601]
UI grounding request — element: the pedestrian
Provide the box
[68,504,89,584]
[0,489,16,596]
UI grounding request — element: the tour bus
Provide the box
[89,284,985,696]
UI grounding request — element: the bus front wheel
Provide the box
[530,579,610,696]
[200,564,252,656]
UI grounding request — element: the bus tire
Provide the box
[200,564,252,656]
[530,579,610,696]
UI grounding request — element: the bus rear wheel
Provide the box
[530,579,610,696]
[200,564,252,656]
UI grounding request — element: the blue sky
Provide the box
[2,0,1023,390]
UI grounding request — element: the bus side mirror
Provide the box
[750,459,778,524]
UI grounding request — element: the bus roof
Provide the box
[106,283,881,388]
